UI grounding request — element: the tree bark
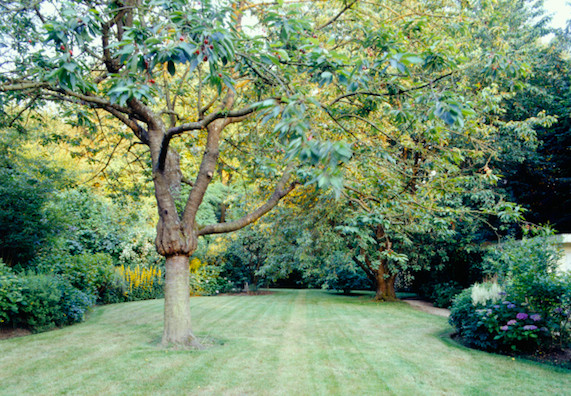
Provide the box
[162,254,202,348]
[373,262,397,301]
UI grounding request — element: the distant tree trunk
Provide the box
[353,226,399,302]
[373,261,397,301]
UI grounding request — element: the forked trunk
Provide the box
[162,254,202,348]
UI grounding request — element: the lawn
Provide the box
[0,289,569,395]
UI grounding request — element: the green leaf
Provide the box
[167,60,176,76]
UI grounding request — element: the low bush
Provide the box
[449,287,499,351]
[450,280,570,353]
[481,231,570,348]
[35,252,115,302]
[479,299,550,353]
[190,262,235,296]
[0,262,23,325]
[15,273,94,332]
[422,281,463,308]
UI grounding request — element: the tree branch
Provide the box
[318,0,358,30]
[166,104,258,136]
[198,168,298,236]
[46,87,132,114]
[353,254,376,284]
[328,72,454,106]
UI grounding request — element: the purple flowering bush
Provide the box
[479,301,549,352]
[450,286,570,354]
[477,230,571,351]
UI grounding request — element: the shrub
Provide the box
[0,154,65,265]
[0,262,23,325]
[471,281,503,305]
[190,263,234,296]
[422,281,463,308]
[42,188,130,261]
[37,252,115,302]
[481,230,570,348]
[547,273,571,348]
[99,273,128,305]
[449,287,500,351]
[118,228,162,268]
[15,273,94,332]
[450,282,569,353]
[478,300,550,352]
[482,231,562,281]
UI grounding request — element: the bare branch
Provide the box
[167,104,258,136]
[199,93,220,118]
[318,0,358,30]
[345,185,382,204]
[328,72,454,106]
[7,94,40,127]
[198,167,298,236]
[352,254,376,284]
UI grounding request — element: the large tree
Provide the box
[0,0,373,346]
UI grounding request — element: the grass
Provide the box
[0,289,569,395]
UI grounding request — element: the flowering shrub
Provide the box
[471,281,503,305]
[117,264,163,301]
[469,230,571,351]
[450,286,570,353]
[449,287,500,351]
[477,300,549,352]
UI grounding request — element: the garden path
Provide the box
[403,299,451,318]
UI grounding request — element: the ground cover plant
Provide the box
[0,290,569,395]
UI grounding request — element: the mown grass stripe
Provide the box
[1,290,569,396]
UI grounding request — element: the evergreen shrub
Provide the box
[15,274,94,332]
[0,261,23,325]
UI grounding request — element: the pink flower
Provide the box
[507,319,517,325]
[523,325,537,331]
[516,312,528,320]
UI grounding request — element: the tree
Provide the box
[0,0,358,346]
[251,0,548,301]
[494,37,571,232]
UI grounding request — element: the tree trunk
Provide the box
[374,262,397,301]
[162,254,202,348]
